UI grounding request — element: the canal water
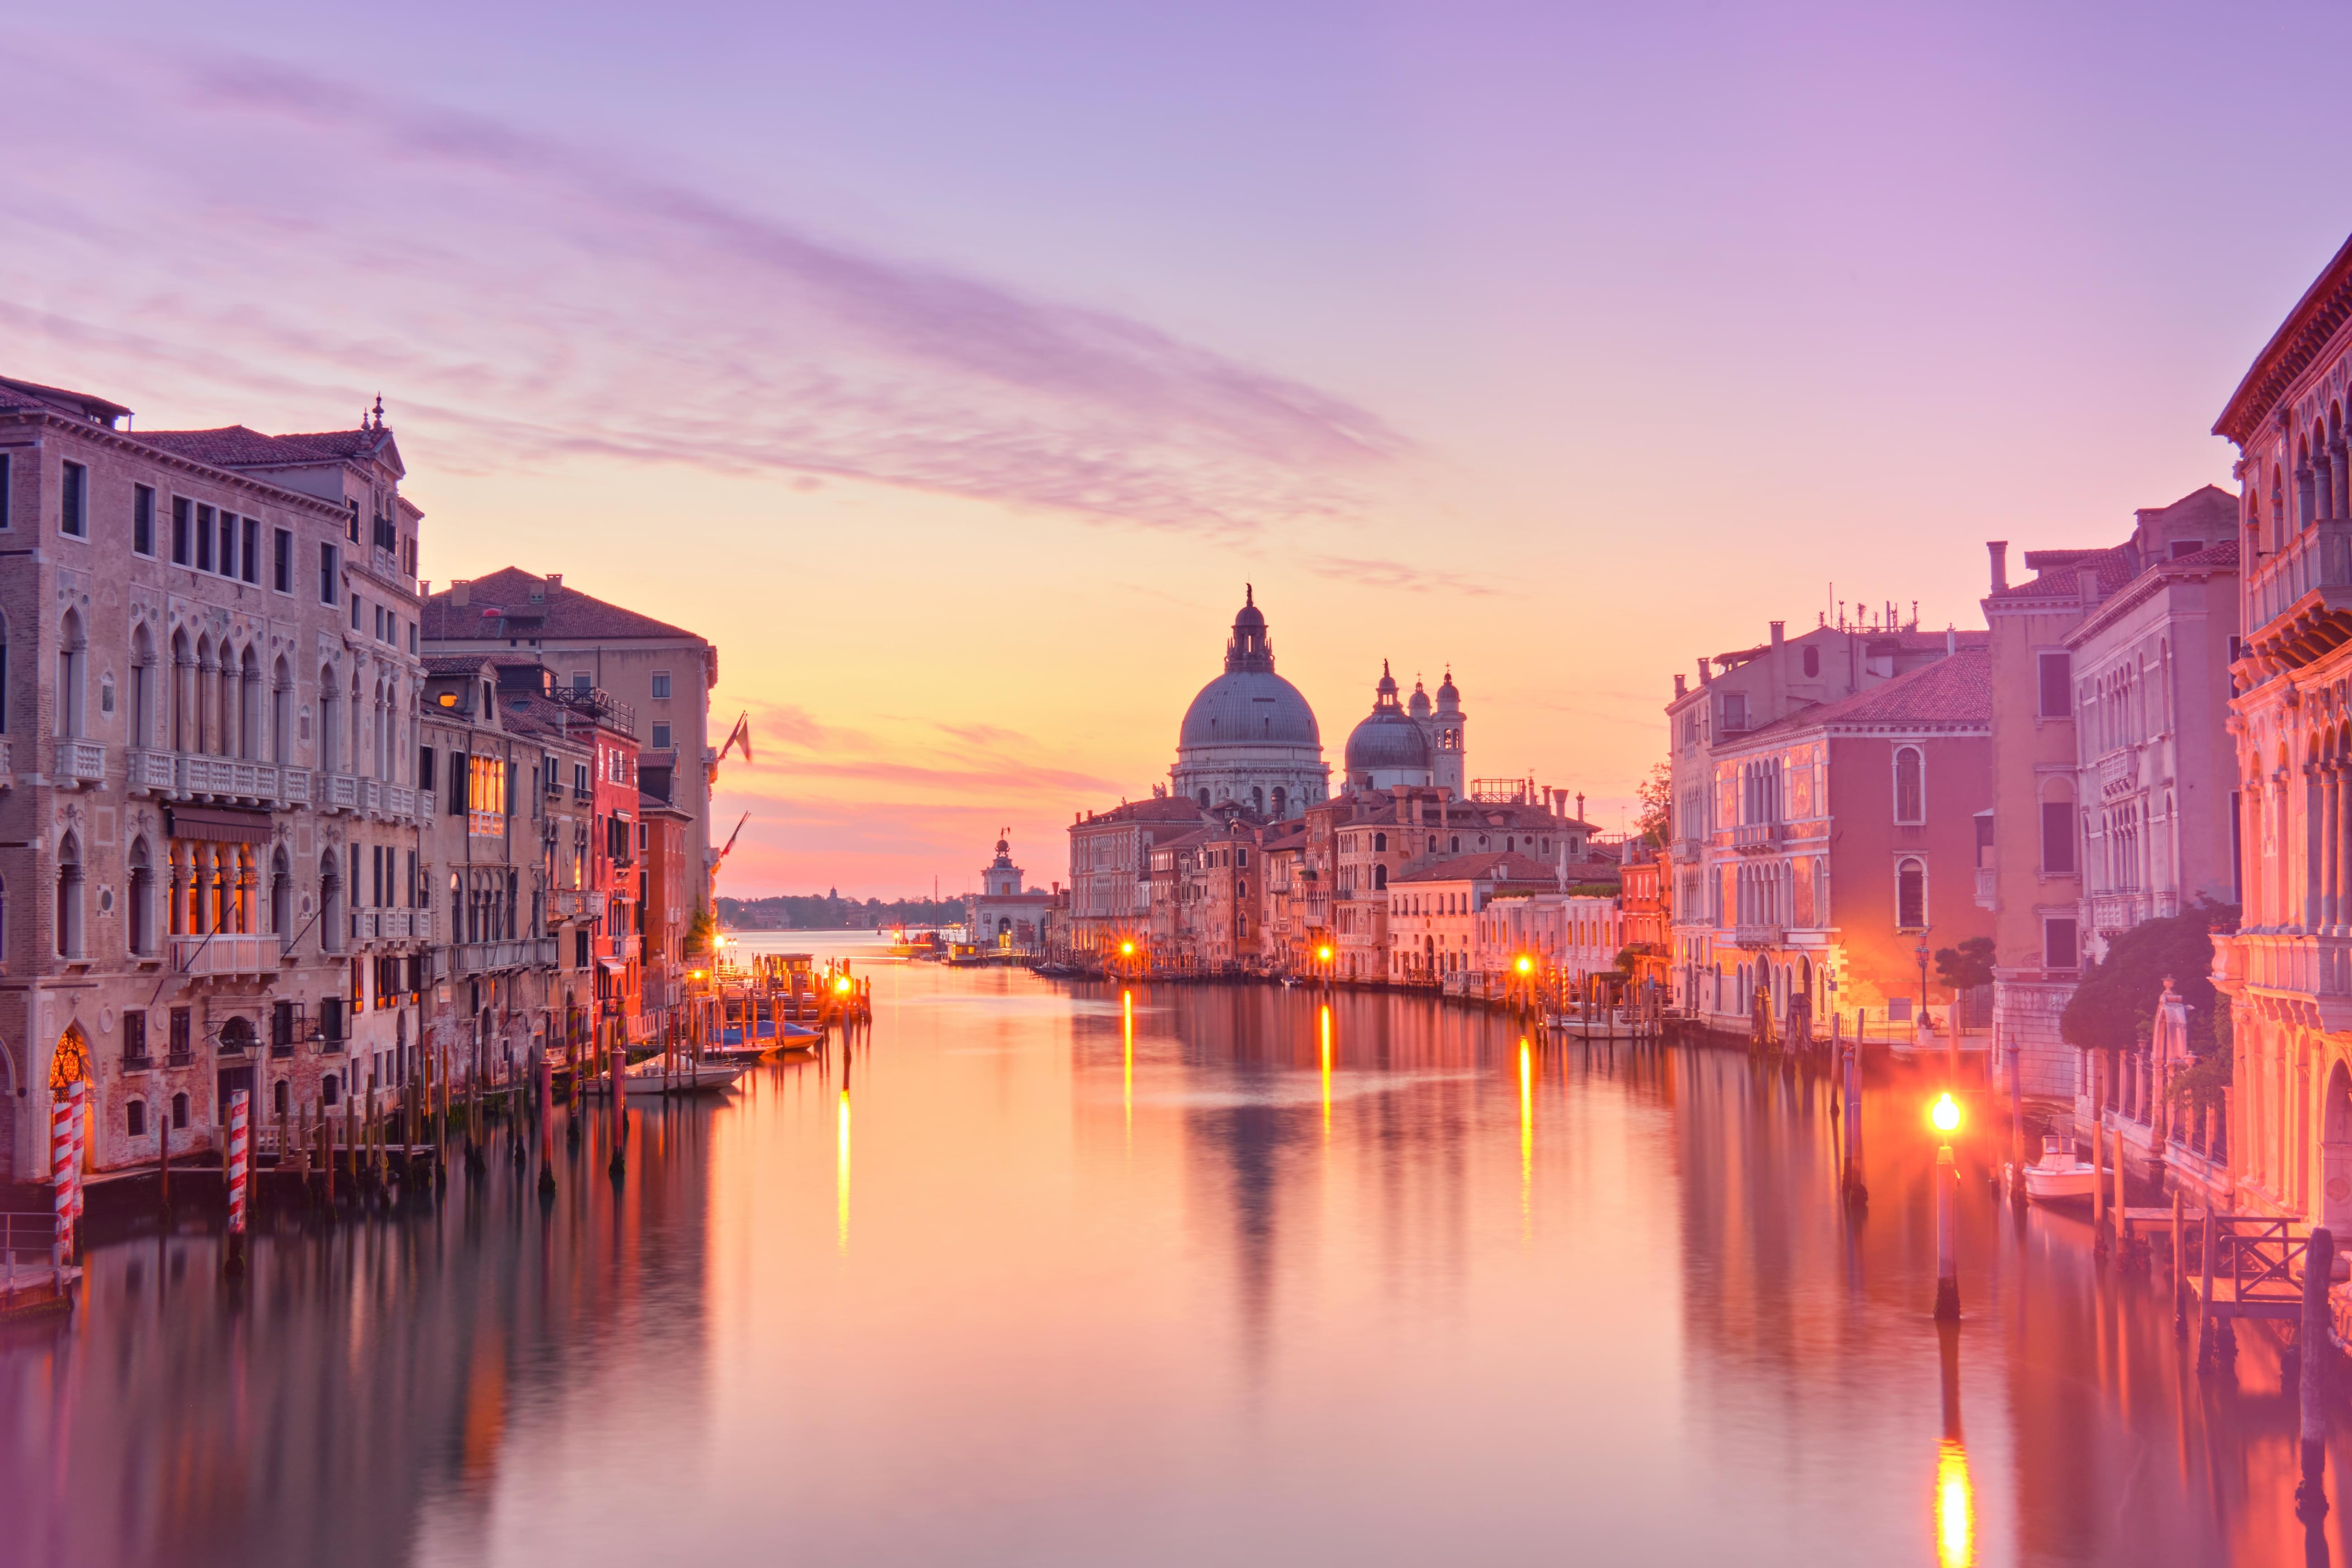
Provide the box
[2,933,2343,1567]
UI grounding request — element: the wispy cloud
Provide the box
[2,38,1405,537]
[1304,556,1500,596]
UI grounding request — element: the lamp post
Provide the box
[1914,935,1931,1052]
[1932,1091,1963,1321]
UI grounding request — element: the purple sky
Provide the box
[6,3,2336,892]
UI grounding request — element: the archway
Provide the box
[2324,1061,2352,1237]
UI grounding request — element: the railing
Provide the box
[1669,838,1701,864]
[280,766,310,805]
[2090,891,2146,933]
[454,938,558,974]
[469,809,504,838]
[609,933,641,962]
[127,749,175,793]
[323,773,359,810]
[2235,930,2352,995]
[552,686,636,734]
[2096,746,2141,800]
[1733,923,1783,950]
[54,739,104,784]
[1730,822,1785,853]
[174,933,280,976]
[2249,519,2352,639]
[550,888,605,920]
[179,756,281,802]
[384,784,418,820]
[350,909,426,942]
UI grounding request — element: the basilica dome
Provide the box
[1344,662,1432,775]
[1169,587,1328,818]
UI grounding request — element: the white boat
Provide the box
[578,1057,749,1096]
[2020,1135,2098,1205]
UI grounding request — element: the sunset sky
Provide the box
[7,3,2341,895]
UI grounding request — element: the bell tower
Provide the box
[1433,668,1466,798]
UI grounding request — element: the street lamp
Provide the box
[1931,1092,1963,1321]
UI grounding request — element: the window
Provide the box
[1896,857,1926,929]
[2043,916,2078,971]
[1719,692,1750,732]
[1802,644,1820,678]
[273,528,292,592]
[127,1101,147,1138]
[319,542,338,604]
[1374,865,1387,891]
[241,516,259,583]
[219,511,237,577]
[196,504,214,571]
[652,723,671,749]
[2171,539,2204,559]
[173,498,192,564]
[2040,800,2077,875]
[169,1009,191,1062]
[171,1092,190,1128]
[651,671,672,699]
[346,497,360,544]
[2037,652,2072,719]
[350,593,360,630]
[133,485,155,555]
[0,452,9,527]
[59,460,86,537]
[449,753,467,815]
[123,1013,148,1065]
[1893,746,1925,824]
[1374,832,1387,852]
[419,745,436,791]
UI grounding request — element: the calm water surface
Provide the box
[3,932,2343,1567]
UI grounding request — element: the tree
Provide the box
[685,903,719,958]
[1635,762,1672,847]
[2058,900,2237,1057]
[1933,936,1995,993]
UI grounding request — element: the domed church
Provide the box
[1171,588,1330,818]
[1344,664,1466,795]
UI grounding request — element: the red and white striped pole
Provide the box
[225,1089,250,1278]
[50,1089,76,1283]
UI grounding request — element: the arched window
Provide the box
[272,657,293,764]
[1374,832,1387,852]
[128,838,153,956]
[1802,644,1820,678]
[54,832,83,958]
[1272,787,1286,817]
[1893,746,1925,824]
[129,623,154,751]
[320,666,341,772]
[274,1079,290,1117]
[1374,864,1388,891]
[240,644,261,758]
[319,851,343,953]
[270,848,291,939]
[1197,789,1210,809]
[55,608,86,738]
[1251,785,1264,815]
[1897,857,1927,930]
[170,630,193,751]
[170,1091,189,1129]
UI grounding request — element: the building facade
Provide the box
[0,377,429,1176]
[1170,589,1328,817]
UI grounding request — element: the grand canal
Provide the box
[2,934,2342,1567]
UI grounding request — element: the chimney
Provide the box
[2077,567,2102,607]
[1697,657,1712,686]
[453,580,470,607]
[1987,541,2008,593]
[1575,791,1585,824]
[1674,672,1687,697]
[1769,620,1785,647]
[546,573,563,591]
[1945,624,1957,656]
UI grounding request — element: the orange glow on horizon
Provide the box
[836,1089,852,1255]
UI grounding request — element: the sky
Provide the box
[4,2,2343,896]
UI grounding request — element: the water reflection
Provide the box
[6,944,2352,1567]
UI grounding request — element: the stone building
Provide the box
[422,569,719,918]
[1979,486,2238,1102]
[1386,852,1555,982]
[1065,795,1209,959]
[2209,231,2352,1232]
[967,834,1057,952]
[1170,588,1329,818]
[0,377,427,1177]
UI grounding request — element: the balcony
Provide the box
[125,749,176,794]
[469,808,505,839]
[1669,837,1702,864]
[322,772,360,811]
[54,738,104,786]
[2090,890,2147,934]
[552,685,636,735]
[454,937,558,975]
[2096,746,2142,801]
[1974,867,1996,910]
[1730,822,1786,854]
[2248,519,2352,664]
[550,888,605,920]
[279,767,311,806]
[2228,931,2352,1028]
[174,933,280,976]
[608,933,641,962]
[179,756,281,805]
[350,909,427,943]
[1733,923,1783,950]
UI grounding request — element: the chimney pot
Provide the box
[546,573,563,590]
[1987,541,2009,593]
[1769,620,1785,646]
[453,580,470,607]
[1674,672,1688,697]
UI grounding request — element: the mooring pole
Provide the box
[2299,1227,2335,1523]
[2172,1189,2186,1337]
[2196,1206,2218,1373]
[1934,1140,1960,1321]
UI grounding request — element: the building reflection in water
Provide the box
[1937,1322,1974,1568]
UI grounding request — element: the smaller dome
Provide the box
[1234,583,1265,631]
[1436,667,1461,712]
[1346,711,1430,772]
[1375,659,1398,699]
[1408,677,1431,719]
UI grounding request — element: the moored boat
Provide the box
[578,1057,749,1096]
[2018,1135,2098,1205]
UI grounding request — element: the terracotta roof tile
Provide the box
[1744,649,1992,739]
[422,567,704,644]
[135,424,389,468]
[1394,850,1556,886]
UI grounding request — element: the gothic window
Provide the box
[1893,746,1925,824]
[1897,857,1926,931]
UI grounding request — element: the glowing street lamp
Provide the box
[1931,1093,1962,1134]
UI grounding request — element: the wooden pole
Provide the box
[2092,1055,2109,1257]
[2299,1227,2336,1523]
[2196,1205,2217,1372]
[2171,1189,2186,1336]
[1934,1141,1959,1321]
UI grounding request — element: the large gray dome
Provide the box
[1345,708,1430,771]
[1180,670,1321,748]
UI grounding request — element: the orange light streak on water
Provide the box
[1319,1004,1333,1136]
[1518,1037,1532,1234]
[1935,1439,1973,1567]
[836,1088,851,1255]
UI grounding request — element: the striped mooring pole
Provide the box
[224,1089,250,1279]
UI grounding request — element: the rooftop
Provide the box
[1742,648,1992,739]
[424,567,707,649]
[1393,850,1557,886]
[0,375,130,426]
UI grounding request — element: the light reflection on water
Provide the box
[0,933,2345,1567]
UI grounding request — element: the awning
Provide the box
[597,957,626,974]
[166,806,274,844]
